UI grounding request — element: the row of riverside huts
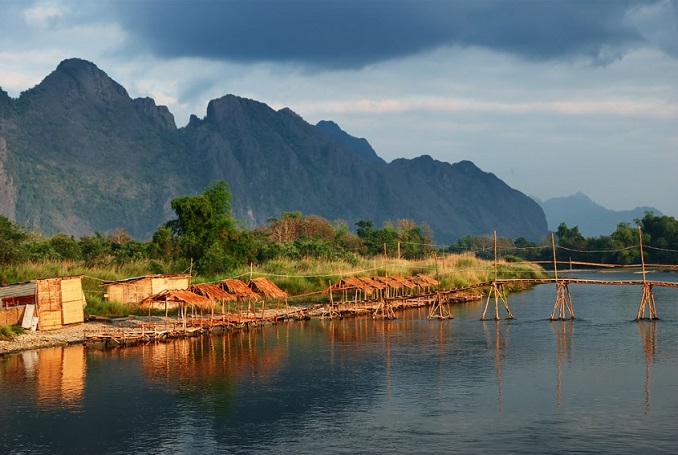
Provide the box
[1,272,440,332]
[0,274,288,331]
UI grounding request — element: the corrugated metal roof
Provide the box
[101,274,191,286]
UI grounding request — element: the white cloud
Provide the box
[23,5,64,28]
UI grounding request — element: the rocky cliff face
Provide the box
[0,137,16,221]
[0,58,548,242]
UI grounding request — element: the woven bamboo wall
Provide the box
[60,277,85,325]
[36,279,62,331]
[0,307,24,325]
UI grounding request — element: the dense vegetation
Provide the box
[446,212,678,266]
[1,180,675,318]
[2,181,677,283]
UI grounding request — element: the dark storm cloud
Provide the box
[102,0,662,68]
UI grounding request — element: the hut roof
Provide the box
[414,274,439,287]
[190,283,236,301]
[358,277,387,290]
[372,276,403,288]
[220,279,258,299]
[101,273,190,287]
[249,278,288,299]
[390,276,418,289]
[140,289,212,309]
[326,277,372,293]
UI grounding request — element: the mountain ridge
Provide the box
[535,192,662,237]
[0,58,548,243]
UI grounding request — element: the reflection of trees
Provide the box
[550,320,574,408]
[637,320,656,415]
[482,320,510,409]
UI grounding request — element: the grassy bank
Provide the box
[1,254,546,315]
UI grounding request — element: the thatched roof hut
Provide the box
[415,274,439,287]
[190,283,236,302]
[248,278,288,299]
[140,289,212,309]
[219,279,258,300]
[390,276,418,290]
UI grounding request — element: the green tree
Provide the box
[162,180,247,274]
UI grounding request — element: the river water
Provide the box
[2,271,678,454]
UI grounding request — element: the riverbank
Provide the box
[0,320,111,355]
[0,291,483,355]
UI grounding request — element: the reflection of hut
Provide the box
[190,283,236,314]
[101,274,190,305]
[36,345,85,408]
[248,278,288,308]
[0,276,86,331]
[219,279,258,313]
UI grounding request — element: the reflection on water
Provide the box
[2,272,678,454]
[482,320,510,409]
[1,345,85,411]
[637,320,656,415]
[551,319,574,408]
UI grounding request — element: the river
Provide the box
[1,271,677,454]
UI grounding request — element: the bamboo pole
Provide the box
[636,227,658,320]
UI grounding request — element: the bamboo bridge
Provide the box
[84,228,676,349]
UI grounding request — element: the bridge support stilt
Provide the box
[373,298,397,320]
[636,283,658,321]
[550,282,574,320]
[481,281,514,321]
[428,292,454,320]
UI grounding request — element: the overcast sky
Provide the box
[1,0,676,218]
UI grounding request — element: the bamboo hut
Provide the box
[413,274,439,293]
[326,277,376,303]
[358,277,387,300]
[139,289,213,322]
[219,279,259,314]
[372,276,405,298]
[101,274,190,305]
[190,283,236,315]
[0,276,86,331]
[390,276,419,296]
[248,277,288,311]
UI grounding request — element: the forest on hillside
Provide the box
[1,180,677,284]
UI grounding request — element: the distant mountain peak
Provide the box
[537,192,662,236]
[316,120,385,164]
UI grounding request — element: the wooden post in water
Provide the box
[428,291,453,320]
[481,231,514,320]
[550,232,574,320]
[636,227,658,320]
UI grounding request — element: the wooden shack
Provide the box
[0,276,86,331]
[101,274,190,304]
